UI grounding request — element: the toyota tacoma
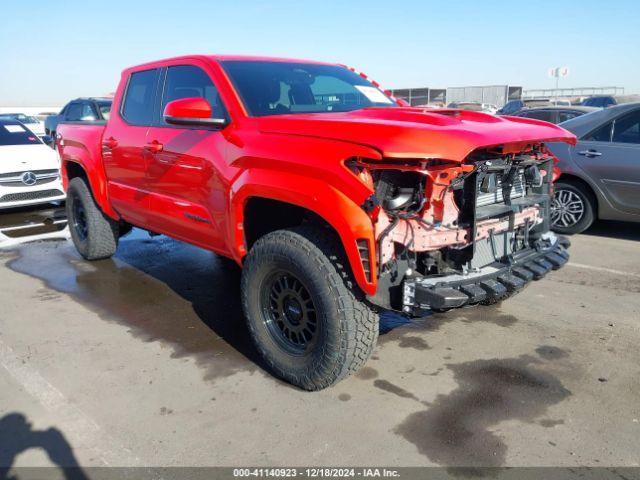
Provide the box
[56,55,575,390]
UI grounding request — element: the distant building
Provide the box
[390,88,446,106]
[446,85,522,108]
[390,85,522,108]
[522,86,624,99]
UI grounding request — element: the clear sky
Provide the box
[1,0,638,106]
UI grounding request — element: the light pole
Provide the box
[548,67,570,101]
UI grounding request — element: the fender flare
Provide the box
[60,147,119,220]
[230,168,377,296]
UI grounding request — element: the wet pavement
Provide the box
[0,203,68,247]
[0,222,639,469]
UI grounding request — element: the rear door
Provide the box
[144,63,229,250]
[573,107,640,215]
[103,68,160,225]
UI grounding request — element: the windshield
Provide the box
[0,122,42,146]
[0,113,39,124]
[220,61,396,116]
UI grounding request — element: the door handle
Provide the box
[144,140,164,153]
[578,149,602,157]
[102,137,118,149]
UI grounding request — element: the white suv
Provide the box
[0,119,67,245]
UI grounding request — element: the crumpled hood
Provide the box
[257,107,577,161]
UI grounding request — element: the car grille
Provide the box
[0,169,59,187]
[476,171,526,207]
[0,189,64,203]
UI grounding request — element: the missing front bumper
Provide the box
[402,235,570,314]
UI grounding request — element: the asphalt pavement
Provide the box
[0,220,639,473]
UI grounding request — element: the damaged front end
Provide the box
[350,143,570,315]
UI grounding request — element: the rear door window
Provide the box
[122,69,160,125]
[97,102,112,120]
[558,111,581,123]
[584,121,613,142]
[523,110,553,122]
[65,103,83,121]
[81,103,98,121]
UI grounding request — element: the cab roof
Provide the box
[126,54,336,72]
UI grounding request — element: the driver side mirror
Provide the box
[163,97,227,128]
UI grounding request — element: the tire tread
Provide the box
[241,226,378,390]
[67,177,119,260]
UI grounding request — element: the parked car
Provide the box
[511,106,598,125]
[497,98,552,115]
[547,103,640,233]
[581,95,617,108]
[57,55,574,390]
[447,102,498,114]
[0,113,46,137]
[0,119,65,210]
[44,97,112,139]
[549,99,573,107]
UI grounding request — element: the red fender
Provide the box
[58,125,119,220]
[230,168,377,296]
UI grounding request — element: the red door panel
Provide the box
[102,125,152,226]
[144,127,228,250]
[102,67,161,226]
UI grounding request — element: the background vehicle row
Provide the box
[549,102,640,233]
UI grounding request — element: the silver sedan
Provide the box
[547,103,640,234]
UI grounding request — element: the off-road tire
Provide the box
[66,177,119,260]
[551,181,596,235]
[241,226,379,390]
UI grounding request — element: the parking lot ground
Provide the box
[0,222,639,471]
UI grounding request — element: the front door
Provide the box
[103,68,160,225]
[144,64,229,251]
[574,107,640,215]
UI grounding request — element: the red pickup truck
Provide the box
[57,55,575,390]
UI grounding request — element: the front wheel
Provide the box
[66,177,119,260]
[551,181,595,234]
[241,226,379,390]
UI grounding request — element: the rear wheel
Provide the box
[241,226,378,390]
[551,181,595,234]
[66,177,119,260]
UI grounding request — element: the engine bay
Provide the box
[355,144,558,310]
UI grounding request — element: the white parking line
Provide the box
[567,262,640,278]
[0,339,139,466]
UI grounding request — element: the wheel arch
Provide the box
[61,159,119,220]
[230,170,377,296]
[557,173,599,216]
